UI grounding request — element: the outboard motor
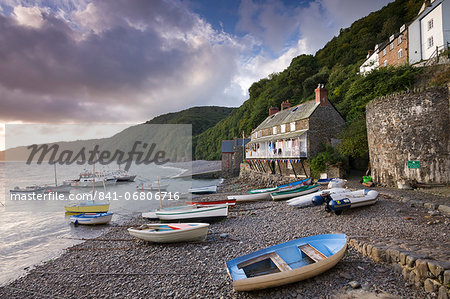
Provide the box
[327,198,352,215]
[312,191,333,206]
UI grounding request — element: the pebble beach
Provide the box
[1,175,448,299]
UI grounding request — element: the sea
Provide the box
[0,161,222,286]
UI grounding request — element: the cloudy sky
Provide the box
[0,0,392,149]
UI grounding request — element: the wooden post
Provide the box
[300,159,308,177]
[277,160,282,175]
[259,160,266,173]
[290,160,298,178]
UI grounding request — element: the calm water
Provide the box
[0,161,221,286]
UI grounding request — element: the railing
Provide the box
[246,148,307,159]
[424,42,449,67]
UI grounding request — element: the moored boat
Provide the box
[10,185,44,194]
[317,178,337,185]
[155,204,228,221]
[188,185,217,194]
[136,183,169,191]
[270,185,320,201]
[187,198,236,206]
[226,234,347,291]
[70,212,113,225]
[128,223,209,243]
[65,201,110,213]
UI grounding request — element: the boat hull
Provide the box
[187,199,236,206]
[226,234,347,291]
[128,223,209,243]
[287,188,349,207]
[65,203,110,213]
[271,185,320,201]
[227,192,271,202]
[156,205,228,221]
[70,213,113,225]
[188,185,217,194]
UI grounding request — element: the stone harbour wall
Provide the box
[366,86,450,187]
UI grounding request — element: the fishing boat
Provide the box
[128,223,209,243]
[155,204,228,221]
[65,200,110,213]
[226,234,347,291]
[270,185,320,201]
[187,198,236,206]
[287,188,350,207]
[70,212,113,225]
[113,169,136,182]
[227,178,311,202]
[136,183,169,191]
[188,185,217,194]
[317,178,337,185]
[9,185,44,193]
[69,171,117,188]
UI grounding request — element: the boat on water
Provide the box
[270,185,320,201]
[43,183,72,193]
[9,185,44,193]
[228,178,311,202]
[128,223,209,243]
[68,171,117,188]
[188,185,217,194]
[113,169,136,182]
[70,212,113,225]
[155,204,228,221]
[226,234,347,291]
[65,200,110,213]
[136,183,169,191]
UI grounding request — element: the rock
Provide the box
[428,261,445,278]
[438,286,448,299]
[406,255,417,268]
[400,252,408,265]
[372,246,386,263]
[416,259,430,280]
[425,203,439,210]
[424,278,439,293]
[219,233,229,238]
[393,263,403,274]
[438,205,450,215]
[348,281,361,289]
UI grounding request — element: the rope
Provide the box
[2,286,67,299]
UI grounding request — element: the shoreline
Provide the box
[1,176,448,298]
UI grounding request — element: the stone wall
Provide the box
[366,86,449,187]
[308,104,345,158]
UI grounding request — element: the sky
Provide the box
[0,0,393,149]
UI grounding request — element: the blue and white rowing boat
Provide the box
[226,234,347,291]
[70,212,113,225]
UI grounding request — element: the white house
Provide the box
[409,0,450,64]
[359,44,380,75]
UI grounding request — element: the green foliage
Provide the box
[310,145,345,178]
[338,116,369,158]
[194,0,423,160]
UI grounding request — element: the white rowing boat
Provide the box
[128,223,209,243]
[155,204,228,221]
[70,212,113,225]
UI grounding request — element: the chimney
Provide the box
[281,100,291,110]
[269,106,279,116]
[315,84,328,106]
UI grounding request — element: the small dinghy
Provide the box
[226,234,347,291]
[318,189,379,215]
[128,223,209,243]
[287,188,351,207]
[70,212,113,225]
[270,185,320,201]
[188,185,217,194]
[228,178,311,202]
[155,204,228,221]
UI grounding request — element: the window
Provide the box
[281,124,286,133]
[290,122,295,131]
[397,35,402,45]
[428,36,434,48]
[389,43,394,50]
[428,19,433,31]
[384,60,388,67]
[382,48,386,56]
[398,49,403,59]
[272,126,277,135]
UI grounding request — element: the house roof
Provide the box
[254,100,319,131]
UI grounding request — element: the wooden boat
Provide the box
[228,178,312,202]
[287,188,350,207]
[70,212,113,225]
[270,185,320,201]
[188,185,217,194]
[155,204,228,221]
[187,199,236,206]
[128,223,209,243]
[65,201,110,213]
[226,234,347,291]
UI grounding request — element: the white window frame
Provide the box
[389,43,394,50]
[397,35,402,45]
[290,122,295,131]
[428,19,433,31]
[398,49,402,59]
[272,126,277,135]
[382,48,386,56]
[280,124,286,133]
[428,36,434,48]
[384,60,388,67]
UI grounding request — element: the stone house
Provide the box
[409,0,450,64]
[222,138,250,176]
[245,85,345,177]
